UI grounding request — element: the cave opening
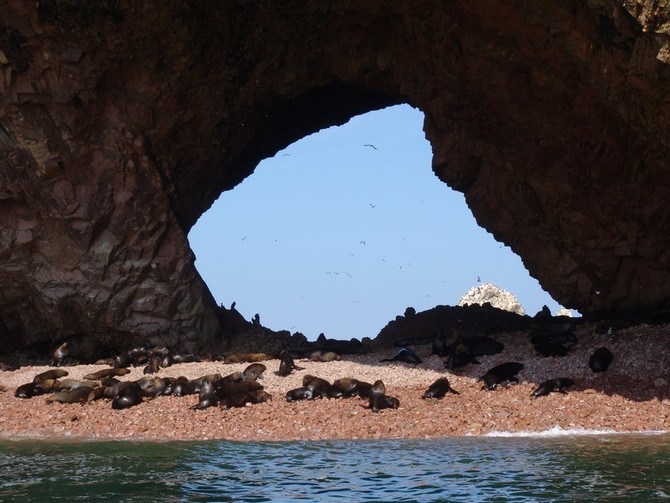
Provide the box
[188,104,567,341]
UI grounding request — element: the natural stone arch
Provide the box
[1,1,669,353]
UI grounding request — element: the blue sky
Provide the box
[188,104,568,341]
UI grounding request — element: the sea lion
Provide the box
[368,380,399,412]
[143,355,161,375]
[380,348,422,365]
[171,379,201,396]
[277,350,298,376]
[173,353,201,364]
[589,347,613,372]
[242,363,267,381]
[136,376,168,397]
[46,386,94,404]
[309,351,341,362]
[480,362,524,390]
[82,368,131,381]
[302,374,332,398]
[333,377,373,398]
[422,377,459,399]
[51,342,70,366]
[216,380,267,408]
[223,353,274,364]
[219,392,253,409]
[33,369,68,383]
[530,326,577,357]
[162,376,188,395]
[285,386,314,402]
[191,392,219,410]
[444,336,504,369]
[113,350,131,368]
[431,331,449,357]
[54,379,97,391]
[87,386,107,402]
[111,382,143,410]
[15,382,49,398]
[531,378,575,397]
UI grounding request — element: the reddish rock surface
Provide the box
[0,322,668,441]
[1,2,670,351]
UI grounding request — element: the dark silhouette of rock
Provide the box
[0,2,669,354]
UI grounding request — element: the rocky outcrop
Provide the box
[1,1,669,352]
[459,283,525,316]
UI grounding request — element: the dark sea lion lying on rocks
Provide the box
[422,377,459,399]
[285,386,314,402]
[444,336,504,369]
[111,382,143,410]
[380,348,422,365]
[479,362,524,390]
[531,378,575,398]
[530,324,577,357]
[589,348,613,373]
[15,382,51,398]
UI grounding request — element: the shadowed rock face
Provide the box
[0,1,669,352]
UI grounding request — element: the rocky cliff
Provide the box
[1,1,669,353]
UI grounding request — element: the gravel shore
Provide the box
[0,322,668,442]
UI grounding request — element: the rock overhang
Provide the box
[0,0,669,353]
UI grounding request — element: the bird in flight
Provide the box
[364,144,377,150]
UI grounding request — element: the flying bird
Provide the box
[364,144,377,150]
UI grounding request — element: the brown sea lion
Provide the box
[309,351,341,362]
[82,368,131,381]
[368,380,400,412]
[87,386,107,402]
[46,386,94,404]
[302,375,333,398]
[531,378,575,398]
[217,380,267,408]
[243,363,267,381]
[223,353,274,364]
[54,379,98,391]
[33,369,68,383]
[136,376,168,397]
[51,342,70,366]
[143,355,161,375]
[277,350,300,376]
[333,377,374,398]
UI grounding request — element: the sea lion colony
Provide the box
[6,322,612,413]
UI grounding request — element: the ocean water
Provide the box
[0,431,669,502]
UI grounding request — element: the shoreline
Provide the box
[0,322,668,442]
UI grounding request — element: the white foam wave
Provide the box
[484,426,668,438]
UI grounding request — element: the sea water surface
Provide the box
[1,431,669,502]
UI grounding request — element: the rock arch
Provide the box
[1,1,669,351]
